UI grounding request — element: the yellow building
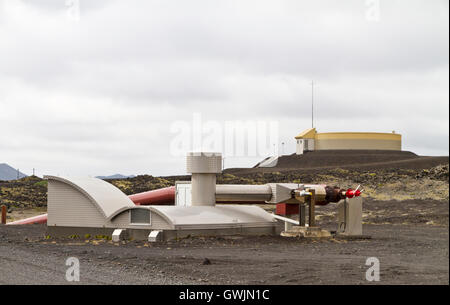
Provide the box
[295,128,402,155]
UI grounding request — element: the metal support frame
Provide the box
[308,189,316,227]
[295,188,316,227]
[299,204,306,226]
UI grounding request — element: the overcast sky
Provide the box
[0,0,448,177]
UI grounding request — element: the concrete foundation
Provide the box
[48,225,279,241]
[337,197,363,236]
[281,226,332,238]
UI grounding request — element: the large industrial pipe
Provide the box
[6,213,48,225]
[7,181,357,225]
[215,185,272,202]
[128,186,175,205]
[302,184,350,206]
[132,184,271,205]
[133,184,272,205]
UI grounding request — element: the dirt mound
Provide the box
[226,150,448,175]
[275,150,419,168]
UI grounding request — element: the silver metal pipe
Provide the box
[215,185,272,202]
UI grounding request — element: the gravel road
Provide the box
[1,198,448,285]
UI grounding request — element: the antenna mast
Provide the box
[311,80,314,128]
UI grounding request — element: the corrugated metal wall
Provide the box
[47,180,107,227]
[47,179,174,230]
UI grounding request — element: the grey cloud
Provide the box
[0,0,448,176]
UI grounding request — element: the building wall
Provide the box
[111,209,172,230]
[47,180,107,228]
[315,132,401,151]
[48,179,174,230]
[296,139,315,154]
[296,139,302,155]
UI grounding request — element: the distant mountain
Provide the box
[0,163,28,181]
[96,174,136,180]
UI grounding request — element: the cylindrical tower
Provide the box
[186,152,222,206]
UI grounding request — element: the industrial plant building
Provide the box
[39,152,364,241]
[44,154,281,241]
[295,128,402,155]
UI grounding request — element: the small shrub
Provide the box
[94,234,111,240]
[33,181,48,187]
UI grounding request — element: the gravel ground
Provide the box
[0,199,448,285]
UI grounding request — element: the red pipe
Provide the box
[128,186,175,205]
[129,186,270,205]
[6,213,48,225]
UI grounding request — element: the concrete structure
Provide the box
[175,181,192,207]
[255,156,279,168]
[46,175,135,228]
[295,128,402,155]
[45,153,279,240]
[295,128,316,155]
[186,152,222,206]
[337,196,363,236]
[44,153,364,240]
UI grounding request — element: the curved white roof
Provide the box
[148,205,276,230]
[45,175,135,219]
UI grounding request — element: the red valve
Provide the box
[345,189,361,198]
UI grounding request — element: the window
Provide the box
[130,209,151,225]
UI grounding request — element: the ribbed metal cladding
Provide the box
[186,152,222,174]
[47,179,107,227]
[186,152,222,206]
